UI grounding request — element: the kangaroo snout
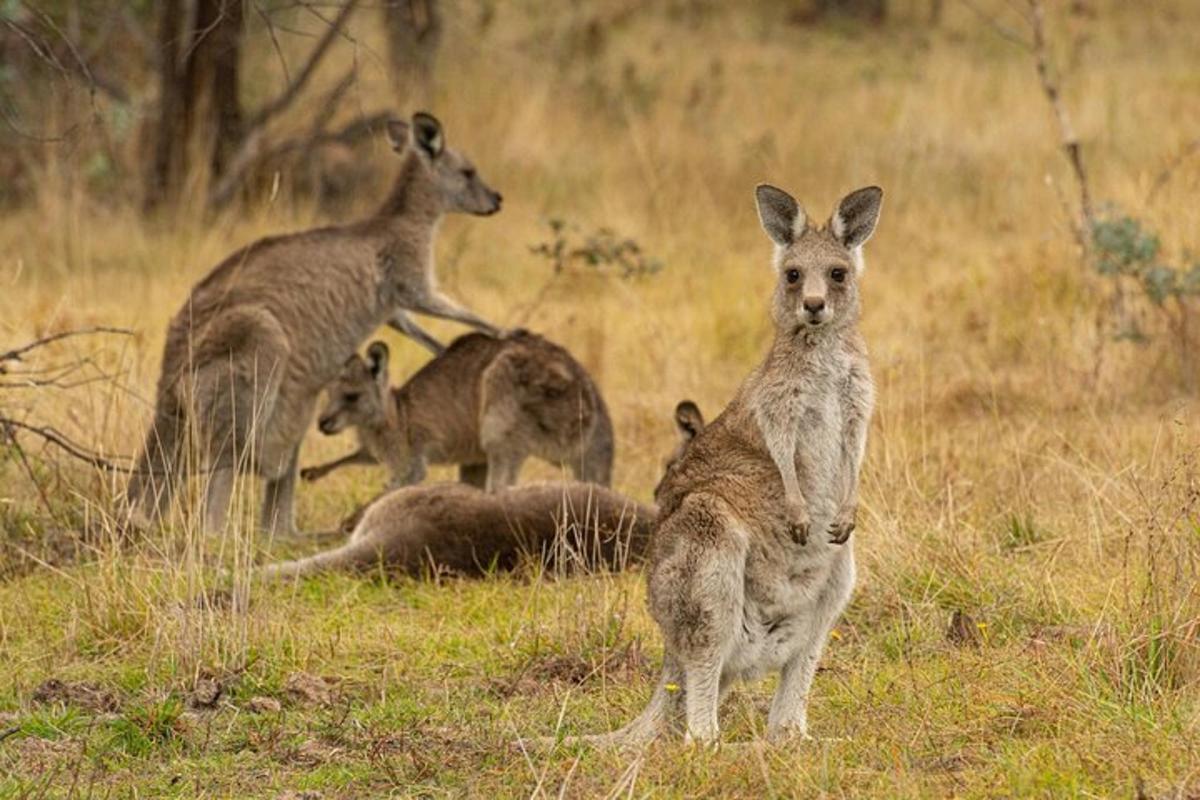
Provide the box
[803,297,826,314]
[485,191,503,215]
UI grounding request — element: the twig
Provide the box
[0,326,133,370]
[0,726,21,743]
[0,417,134,474]
[957,0,1032,51]
[207,110,389,209]
[245,0,360,132]
[1145,137,1200,206]
[1027,0,1092,247]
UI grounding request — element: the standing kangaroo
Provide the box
[126,112,502,536]
[300,330,614,491]
[546,184,881,748]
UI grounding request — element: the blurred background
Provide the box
[2,1,1200,793]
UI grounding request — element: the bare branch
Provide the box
[207,110,388,210]
[246,0,360,132]
[1146,137,1200,206]
[0,327,133,372]
[1027,0,1092,248]
[0,418,134,474]
[957,0,1032,51]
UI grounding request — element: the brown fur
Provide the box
[301,330,614,490]
[260,482,654,580]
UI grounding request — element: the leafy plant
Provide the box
[529,218,663,280]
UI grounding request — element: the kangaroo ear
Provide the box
[830,186,883,251]
[366,341,390,379]
[755,184,807,248]
[674,400,705,442]
[386,119,411,153]
[412,112,444,158]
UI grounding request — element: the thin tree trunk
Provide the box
[384,0,442,105]
[145,0,188,210]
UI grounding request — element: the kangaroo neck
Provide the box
[371,152,444,231]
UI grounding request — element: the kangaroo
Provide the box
[259,482,654,580]
[300,330,614,491]
[126,112,503,537]
[544,184,882,748]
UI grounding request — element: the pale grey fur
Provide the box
[536,184,881,749]
[125,112,503,537]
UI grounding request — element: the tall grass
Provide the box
[2,0,1200,794]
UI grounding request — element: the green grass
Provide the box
[0,559,1195,798]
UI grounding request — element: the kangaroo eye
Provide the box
[462,168,476,180]
[830,268,847,284]
[785,269,800,285]
[344,392,361,404]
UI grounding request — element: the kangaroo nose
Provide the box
[803,298,826,314]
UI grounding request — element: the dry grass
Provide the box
[3,0,1200,796]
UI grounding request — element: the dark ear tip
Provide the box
[367,340,390,360]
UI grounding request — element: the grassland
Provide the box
[2,0,1200,796]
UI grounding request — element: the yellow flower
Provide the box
[830,629,843,640]
[665,683,680,692]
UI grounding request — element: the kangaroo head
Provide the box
[318,341,394,436]
[657,400,705,495]
[755,184,883,335]
[386,112,502,217]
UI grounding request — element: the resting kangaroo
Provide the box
[126,112,502,536]
[550,184,881,748]
[301,330,614,491]
[260,482,653,580]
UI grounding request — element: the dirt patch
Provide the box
[493,641,652,697]
[284,673,340,707]
[31,679,120,713]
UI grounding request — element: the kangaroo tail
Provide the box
[259,535,384,581]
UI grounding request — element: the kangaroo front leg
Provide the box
[388,310,445,355]
[762,424,809,544]
[830,374,872,545]
[411,291,499,336]
[300,449,376,483]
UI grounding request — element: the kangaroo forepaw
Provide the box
[828,508,857,544]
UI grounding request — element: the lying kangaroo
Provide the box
[126,112,502,536]
[550,184,881,748]
[300,330,614,491]
[260,482,654,580]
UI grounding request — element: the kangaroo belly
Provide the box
[726,544,851,679]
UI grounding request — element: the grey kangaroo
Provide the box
[300,330,614,491]
[541,183,881,748]
[126,112,502,536]
[260,481,653,581]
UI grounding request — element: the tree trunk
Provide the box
[145,0,187,210]
[144,0,245,210]
[384,0,442,106]
[191,0,244,176]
